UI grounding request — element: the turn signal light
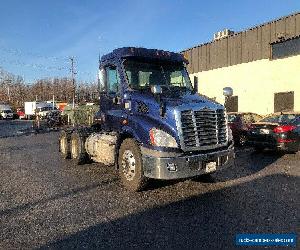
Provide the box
[273,125,296,133]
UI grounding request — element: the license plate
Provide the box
[260,129,270,134]
[205,162,217,173]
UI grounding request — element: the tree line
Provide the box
[0,67,98,109]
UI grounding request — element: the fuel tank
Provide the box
[85,133,118,165]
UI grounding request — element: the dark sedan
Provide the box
[247,112,300,152]
[227,112,262,146]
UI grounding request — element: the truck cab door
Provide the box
[99,64,124,130]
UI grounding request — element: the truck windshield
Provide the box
[123,59,192,92]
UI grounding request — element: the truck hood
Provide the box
[127,91,224,136]
[163,94,222,110]
[128,91,223,113]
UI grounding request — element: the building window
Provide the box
[274,91,294,113]
[271,37,300,59]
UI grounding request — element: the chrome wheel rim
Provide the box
[71,138,78,159]
[121,150,136,181]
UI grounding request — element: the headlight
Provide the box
[149,128,178,148]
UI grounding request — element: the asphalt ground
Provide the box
[0,130,299,249]
[0,120,34,138]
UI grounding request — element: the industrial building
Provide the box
[182,12,300,114]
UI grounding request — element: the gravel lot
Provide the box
[0,130,299,249]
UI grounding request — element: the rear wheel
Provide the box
[70,129,91,165]
[118,138,148,191]
[59,130,71,159]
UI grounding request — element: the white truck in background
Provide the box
[24,101,55,119]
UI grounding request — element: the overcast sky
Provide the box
[0,0,299,82]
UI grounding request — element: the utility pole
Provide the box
[52,78,55,110]
[5,79,12,103]
[70,57,76,109]
[7,85,10,102]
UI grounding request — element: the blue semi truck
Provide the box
[59,47,235,191]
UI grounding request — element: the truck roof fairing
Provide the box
[100,47,188,65]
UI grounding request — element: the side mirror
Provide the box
[151,85,162,95]
[193,76,198,93]
[223,87,233,97]
[98,68,106,93]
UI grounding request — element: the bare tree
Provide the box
[0,66,99,109]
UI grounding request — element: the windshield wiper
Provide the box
[170,86,191,92]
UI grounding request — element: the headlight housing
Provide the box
[149,128,178,148]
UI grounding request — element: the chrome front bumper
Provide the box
[141,144,235,180]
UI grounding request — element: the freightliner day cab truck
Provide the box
[59,47,235,191]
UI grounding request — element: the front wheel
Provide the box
[118,138,148,191]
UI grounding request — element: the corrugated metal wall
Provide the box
[182,12,300,74]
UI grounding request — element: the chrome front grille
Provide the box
[179,108,227,151]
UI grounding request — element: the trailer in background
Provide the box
[24,101,54,120]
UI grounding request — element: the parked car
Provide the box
[17,108,25,119]
[247,112,300,152]
[37,106,57,118]
[0,109,14,119]
[227,112,262,146]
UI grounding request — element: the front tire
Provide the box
[118,138,148,191]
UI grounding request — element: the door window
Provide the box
[106,66,120,95]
